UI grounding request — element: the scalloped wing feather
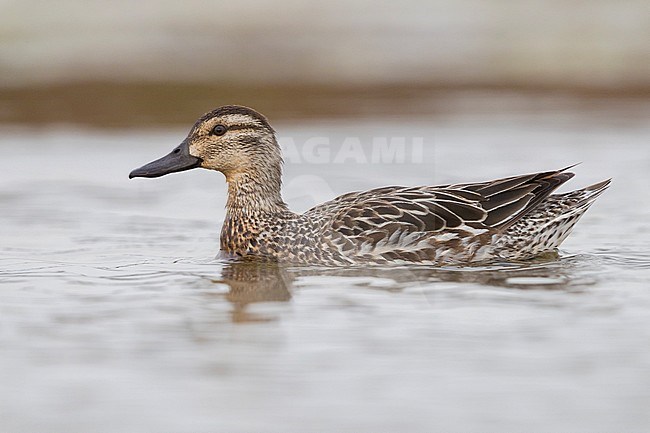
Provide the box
[318,168,577,263]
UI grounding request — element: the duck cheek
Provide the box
[199,155,226,173]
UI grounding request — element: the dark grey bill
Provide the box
[129,140,202,179]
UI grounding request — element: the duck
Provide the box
[129,105,610,266]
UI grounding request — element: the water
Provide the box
[1,112,650,432]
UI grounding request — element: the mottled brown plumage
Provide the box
[130,105,610,265]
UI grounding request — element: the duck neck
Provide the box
[225,170,290,219]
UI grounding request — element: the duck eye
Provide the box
[212,125,227,136]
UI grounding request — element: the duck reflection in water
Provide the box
[214,252,587,323]
[215,260,293,323]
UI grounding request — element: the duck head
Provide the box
[129,105,281,183]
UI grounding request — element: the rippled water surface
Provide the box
[1,113,650,432]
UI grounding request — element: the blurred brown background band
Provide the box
[1,0,649,127]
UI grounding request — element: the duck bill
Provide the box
[129,140,202,179]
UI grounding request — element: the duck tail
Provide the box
[495,179,611,260]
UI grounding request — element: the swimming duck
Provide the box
[130,105,610,266]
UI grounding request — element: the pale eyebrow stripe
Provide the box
[226,124,264,131]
